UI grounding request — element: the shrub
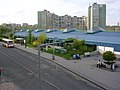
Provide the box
[32,40,38,47]
[103,51,116,64]
[0,37,2,41]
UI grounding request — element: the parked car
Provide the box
[72,54,81,60]
[84,52,90,57]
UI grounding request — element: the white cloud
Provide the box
[0,0,120,25]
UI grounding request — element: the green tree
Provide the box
[65,38,76,42]
[64,38,95,55]
[64,38,75,51]
[72,39,81,51]
[37,32,47,44]
[72,40,85,51]
[27,29,33,44]
[0,25,10,37]
[64,38,86,54]
[31,34,35,42]
[9,33,13,39]
[103,51,116,64]
[64,43,72,51]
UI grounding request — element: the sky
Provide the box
[0,0,120,25]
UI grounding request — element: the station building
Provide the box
[15,28,120,55]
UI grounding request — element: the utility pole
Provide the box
[11,23,15,43]
[52,42,55,60]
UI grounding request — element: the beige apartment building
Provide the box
[38,10,87,30]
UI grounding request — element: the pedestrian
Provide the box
[97,60,101,68]
[20,41,22,45]
[24,40,26,48]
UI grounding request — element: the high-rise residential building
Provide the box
[71,16,87,30]
[33,24,38,29]
[38,10,52,29]
[51,13,59,29]
[58,15,72,29]
[38,10,87,30]
[87,3,106,30]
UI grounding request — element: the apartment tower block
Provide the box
[87,3,106,30]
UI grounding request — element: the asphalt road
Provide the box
[0,44,101,90]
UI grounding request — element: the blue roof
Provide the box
[15,30,120,51]
[15,30,120,44]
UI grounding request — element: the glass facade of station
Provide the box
[86,41,120,52]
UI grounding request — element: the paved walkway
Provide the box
[0,78,20,90]
[14,44,120,90]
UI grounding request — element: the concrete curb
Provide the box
[14,46,108,90]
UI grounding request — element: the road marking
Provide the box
[0,50,60,90]
[0,50,38,77]
[13,49,38,62]
[44,79,61,90]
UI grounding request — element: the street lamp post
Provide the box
[52,37,58,60]
[37,41,61,90]
[11,24,15,43]
[13,29,14,43]
[52,41,55,60]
